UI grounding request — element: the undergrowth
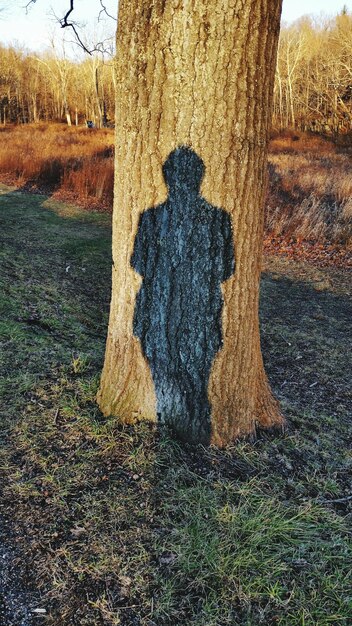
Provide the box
[0,124,114,210]
[267,131,352,248]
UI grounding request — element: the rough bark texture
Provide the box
[98,0,285,446]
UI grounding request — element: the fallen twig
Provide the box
[320,494,352,504]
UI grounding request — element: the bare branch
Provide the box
[60,0,74,27]
[25,0,37,14]
[25,0,115,56]
[61,23,92,55]
[52,0,93,54]
[98,0,117,22]
[320,494,352,504]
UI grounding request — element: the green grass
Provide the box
[0,185,351,626]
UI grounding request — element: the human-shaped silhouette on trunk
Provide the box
[131,147,235,444]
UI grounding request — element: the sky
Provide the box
[281,0,350,23]
[0,0,350,56]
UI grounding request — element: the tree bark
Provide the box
[98,0,285,447]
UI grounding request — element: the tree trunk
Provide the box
[65,103,72,126]
[98,0,284,447]
[95,66,103,129]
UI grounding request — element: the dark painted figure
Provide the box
[131,147,235,444]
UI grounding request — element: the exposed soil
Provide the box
[0,518,45,626]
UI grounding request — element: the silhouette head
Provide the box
[162,146,205,195]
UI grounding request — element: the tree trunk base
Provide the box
[210,384,285,448]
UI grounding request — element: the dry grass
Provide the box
[0,123,114,210]
[0,124,351,248]
[267,132,352,248]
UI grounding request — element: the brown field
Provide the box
[267,130,352,250]
[0,124,351,254]
[0,123,114,211]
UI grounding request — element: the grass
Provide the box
[0,124,351,254]
[0,184,351,625]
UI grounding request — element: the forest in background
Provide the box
[274,9,352,133]
[0,8,351,262]
[0,10,352,132]
[0,41,115,128]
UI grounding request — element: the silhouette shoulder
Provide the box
[131,204,166,275]
[199,200,235,280]
[199,199,232,229]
